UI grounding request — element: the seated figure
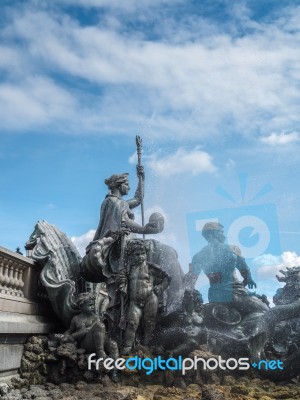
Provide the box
[61,292,119,363]
[192,222,268,315]
[81,169,185,339]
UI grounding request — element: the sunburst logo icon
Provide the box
[187,173,281,262]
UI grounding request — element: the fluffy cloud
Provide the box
[129,147,217,177]
[248,251,300,305]
[252,251,300,280]
[281,251,300,267]
[0,3,300,139]
[71,229,95,256]
[146,148,217,177]
[0,77,77,130]
[260,132,300,146]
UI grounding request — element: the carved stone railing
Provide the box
[0,246,39,300]
[0,256,25,297]
[0,247,57,379]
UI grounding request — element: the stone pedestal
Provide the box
[0,247,58,379]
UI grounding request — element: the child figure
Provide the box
[61,292,119,384]
[118,239,171,355]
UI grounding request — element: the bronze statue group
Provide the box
[61,164,269,364]
[25,139,300,382]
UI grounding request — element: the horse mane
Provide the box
[30,220,83,325]
[33,220,81,281]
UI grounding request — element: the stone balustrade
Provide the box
[0,246,51,316]
[0,246,39,301]
[0,256,25,297]
[0,246,57,380]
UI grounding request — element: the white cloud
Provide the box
[71,229,95,256]
[249,251,300,305]
[1,3,300,140]
[281,251,300,267]
[252,254,281,280]
[253,251,300,280]
[147,148,217,177]
[0,77,77,130]
[260,132,300,145]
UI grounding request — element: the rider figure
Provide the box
[81,168,164,340]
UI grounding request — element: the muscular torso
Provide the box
[129,263,153,303]
[192,243,240,284]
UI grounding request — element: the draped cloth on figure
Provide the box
[93,194,133,242]
[84,194,134,278]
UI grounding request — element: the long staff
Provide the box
[136,135,145,239]
[118,231,127,331]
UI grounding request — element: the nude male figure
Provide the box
[118,240,170,355]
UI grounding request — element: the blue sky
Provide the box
[1,0,300,302]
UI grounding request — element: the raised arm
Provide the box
[127,165,144,209]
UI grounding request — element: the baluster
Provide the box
[0,256,5,293]
[0,255,28,298]
[7,260,15,296]
[18,265,25,297]
[12,264,20,296]
[2,260,10,294]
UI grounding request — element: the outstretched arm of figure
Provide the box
[123,216,147,234]
[128,165,144,209]
[236,255,257,289]
[123,214,162,234]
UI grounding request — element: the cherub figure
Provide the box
[119,239,171,355]
[61,293,118,361]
